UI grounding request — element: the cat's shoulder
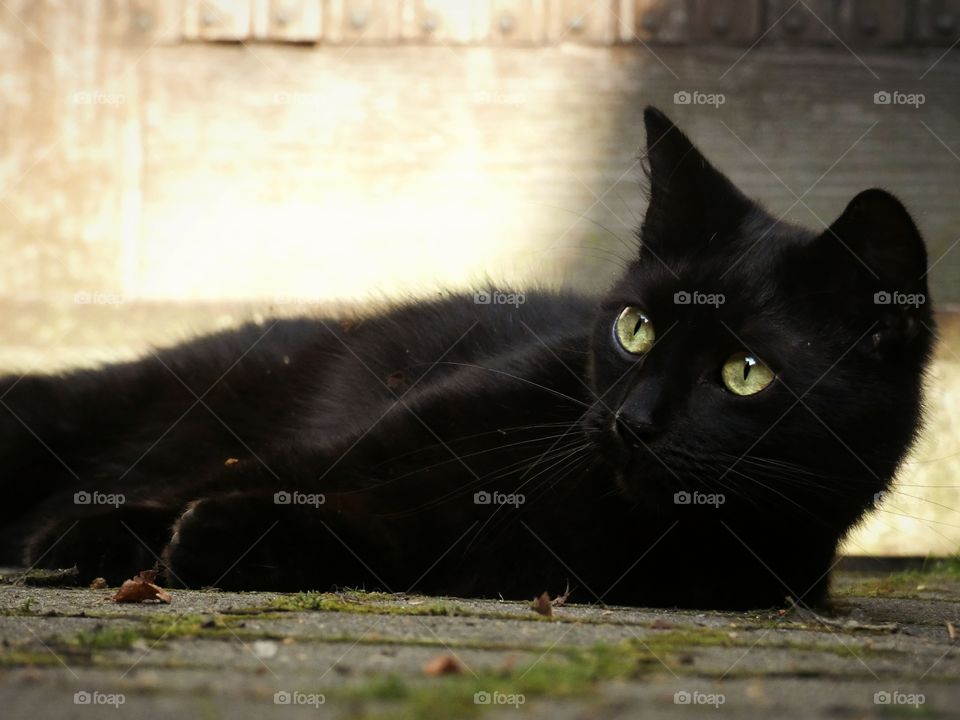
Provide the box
[382,288,594,329]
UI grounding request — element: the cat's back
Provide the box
[335,289,596,368]
[292,288,596,431]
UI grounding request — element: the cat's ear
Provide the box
[639,107,751,261]
[821,189,927,285]
[814,189,929,351]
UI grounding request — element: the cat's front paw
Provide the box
[24,508,173,585]
[161,495,312,590]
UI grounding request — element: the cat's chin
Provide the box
[609,458,688,507]
[589,428,681,504]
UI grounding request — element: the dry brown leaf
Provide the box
[530,591,553,617]
[89,577,107,590]
[20,668,43,683]
[423,654,463,676]
[531,583,571,617]
[552,582,571,607]
[112,570,172,604]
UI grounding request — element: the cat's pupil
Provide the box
[614,307,655,355]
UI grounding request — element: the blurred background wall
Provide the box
[0,0,958,556]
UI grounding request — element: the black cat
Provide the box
[0,108,933,609]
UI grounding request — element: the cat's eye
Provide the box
[721,353,775,396]
[614,307,655,355]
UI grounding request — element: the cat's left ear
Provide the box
[815,188,930,350]
[639,107,752,263]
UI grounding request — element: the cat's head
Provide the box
[585,107,934,605]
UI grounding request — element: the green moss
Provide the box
[786,640,892,660]
[360,675,410,701]
[335,640,657,720]
[332,627,912,720]
[0,597,40,616]
[835,559,960,599]
[143,613,288,641]
[272,593,474,618]
[0,567,80,587]
[640,628,733,651]
[338,590,400,602]
[65,612,271,652]
[270,592,566,624]
[74,625,144,650]
[0,649,66,667]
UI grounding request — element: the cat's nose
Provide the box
[614,406,659,446]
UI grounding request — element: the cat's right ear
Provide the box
[821,189,927,287]
[812,188,931,353]
[639,107,752,265]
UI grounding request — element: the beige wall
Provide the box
[1,1,958,555]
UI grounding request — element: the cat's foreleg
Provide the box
[160,489,399,591]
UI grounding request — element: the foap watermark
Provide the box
[874,690,925,708]
[673,90,725,108]
[474,290,525,307]
[873,90,925,108]
[71,90,126,106]
[74,291,124,306]
[674,491,725,508]
[272,91,322,107]
[273,690,326,707]
[874,290,925,308]
[273,294,324,307]
[674,290,725,308]
[474,490,525,508]
[74,490,125,508]
[74,690,126,707]
[674,690,725,708]
[473,90,526,106]
[273,490,325,508]
[474,690,525,708]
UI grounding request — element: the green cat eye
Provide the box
[614,307,655,355]
[721,353,775,396]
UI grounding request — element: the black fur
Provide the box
[0,108,934,609]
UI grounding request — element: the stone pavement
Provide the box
[0,566,958,719]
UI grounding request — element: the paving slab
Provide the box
[1,567,958,719]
